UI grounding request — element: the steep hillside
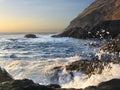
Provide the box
[53,0,120,39]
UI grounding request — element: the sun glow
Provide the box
[0,16,62,32]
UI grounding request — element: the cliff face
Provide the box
[53,0,120,39]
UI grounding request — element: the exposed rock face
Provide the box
[100,34,120,53]
[53,0,120,39]
[24,34,38,38]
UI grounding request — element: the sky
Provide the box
[0,0,95,32]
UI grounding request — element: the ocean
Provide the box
[0,32,119,89]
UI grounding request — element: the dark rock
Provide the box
[53,0,120,39]
[65,59,118,75]
[0,79,55,90]
[59,79,120,90]
[0,68,120,90]
[84,86,97,90]
[0,67,13,83]
[47,84,61,88]
[24,34,38,38]
[100,34,120,54]
[84,42,100,47]
[97,79,120,90]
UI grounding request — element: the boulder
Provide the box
[24,34,38,38]
[65,60,109,75]
[53,0,120,39]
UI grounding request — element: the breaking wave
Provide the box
[0,33,119,89]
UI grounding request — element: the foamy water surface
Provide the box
[0,33,119,89]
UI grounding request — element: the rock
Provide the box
[84,42,100,47]
[0,68,120,90]
[53,0,120,39]
[0,67,13,83]
[84,86,97,90]
[1,79,120,90]
[0,79,55,90]
[100,34,120,54]
[96,79,120,90]
[58,79,120,90]
[47,84,61,88]
[65,59,118,75]
[24,34,38,38]
[65,60,95,75]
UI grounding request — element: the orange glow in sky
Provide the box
[0,0,94,32]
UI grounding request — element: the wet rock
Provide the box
[24,34,38,38]
[96,79,120,90]
[0,79,55,90]
[53,0,120,39]
[84,42,100,47]
[97,53,120,62]
[52,66,62,70]
[84,86,97,90]
[58,79,120,90]
[10,54,17,58]
[100,34,120,54]
[47,84,61,88]
[65,59,114,75]
[0,67,13,83]
[0,68,120,90]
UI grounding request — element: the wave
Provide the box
[62,63,120,89]
[0,55,120,88]
[0,33,119,89]
[0,34,100,60]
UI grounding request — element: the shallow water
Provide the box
[0,33,119,89]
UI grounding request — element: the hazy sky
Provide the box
[0,0,94,32]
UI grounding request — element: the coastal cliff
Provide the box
[53,0,120,39]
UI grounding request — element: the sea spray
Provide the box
[0,33,119,89]
[62,63,120,89]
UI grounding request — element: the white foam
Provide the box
[0,55,120,89]
[0,56,80,84]
[62,63,120,89]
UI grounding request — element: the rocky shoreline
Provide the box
[0,0,120,89]
[52,0,120,55]
[0,67,120,90]
[51,0,120,89]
